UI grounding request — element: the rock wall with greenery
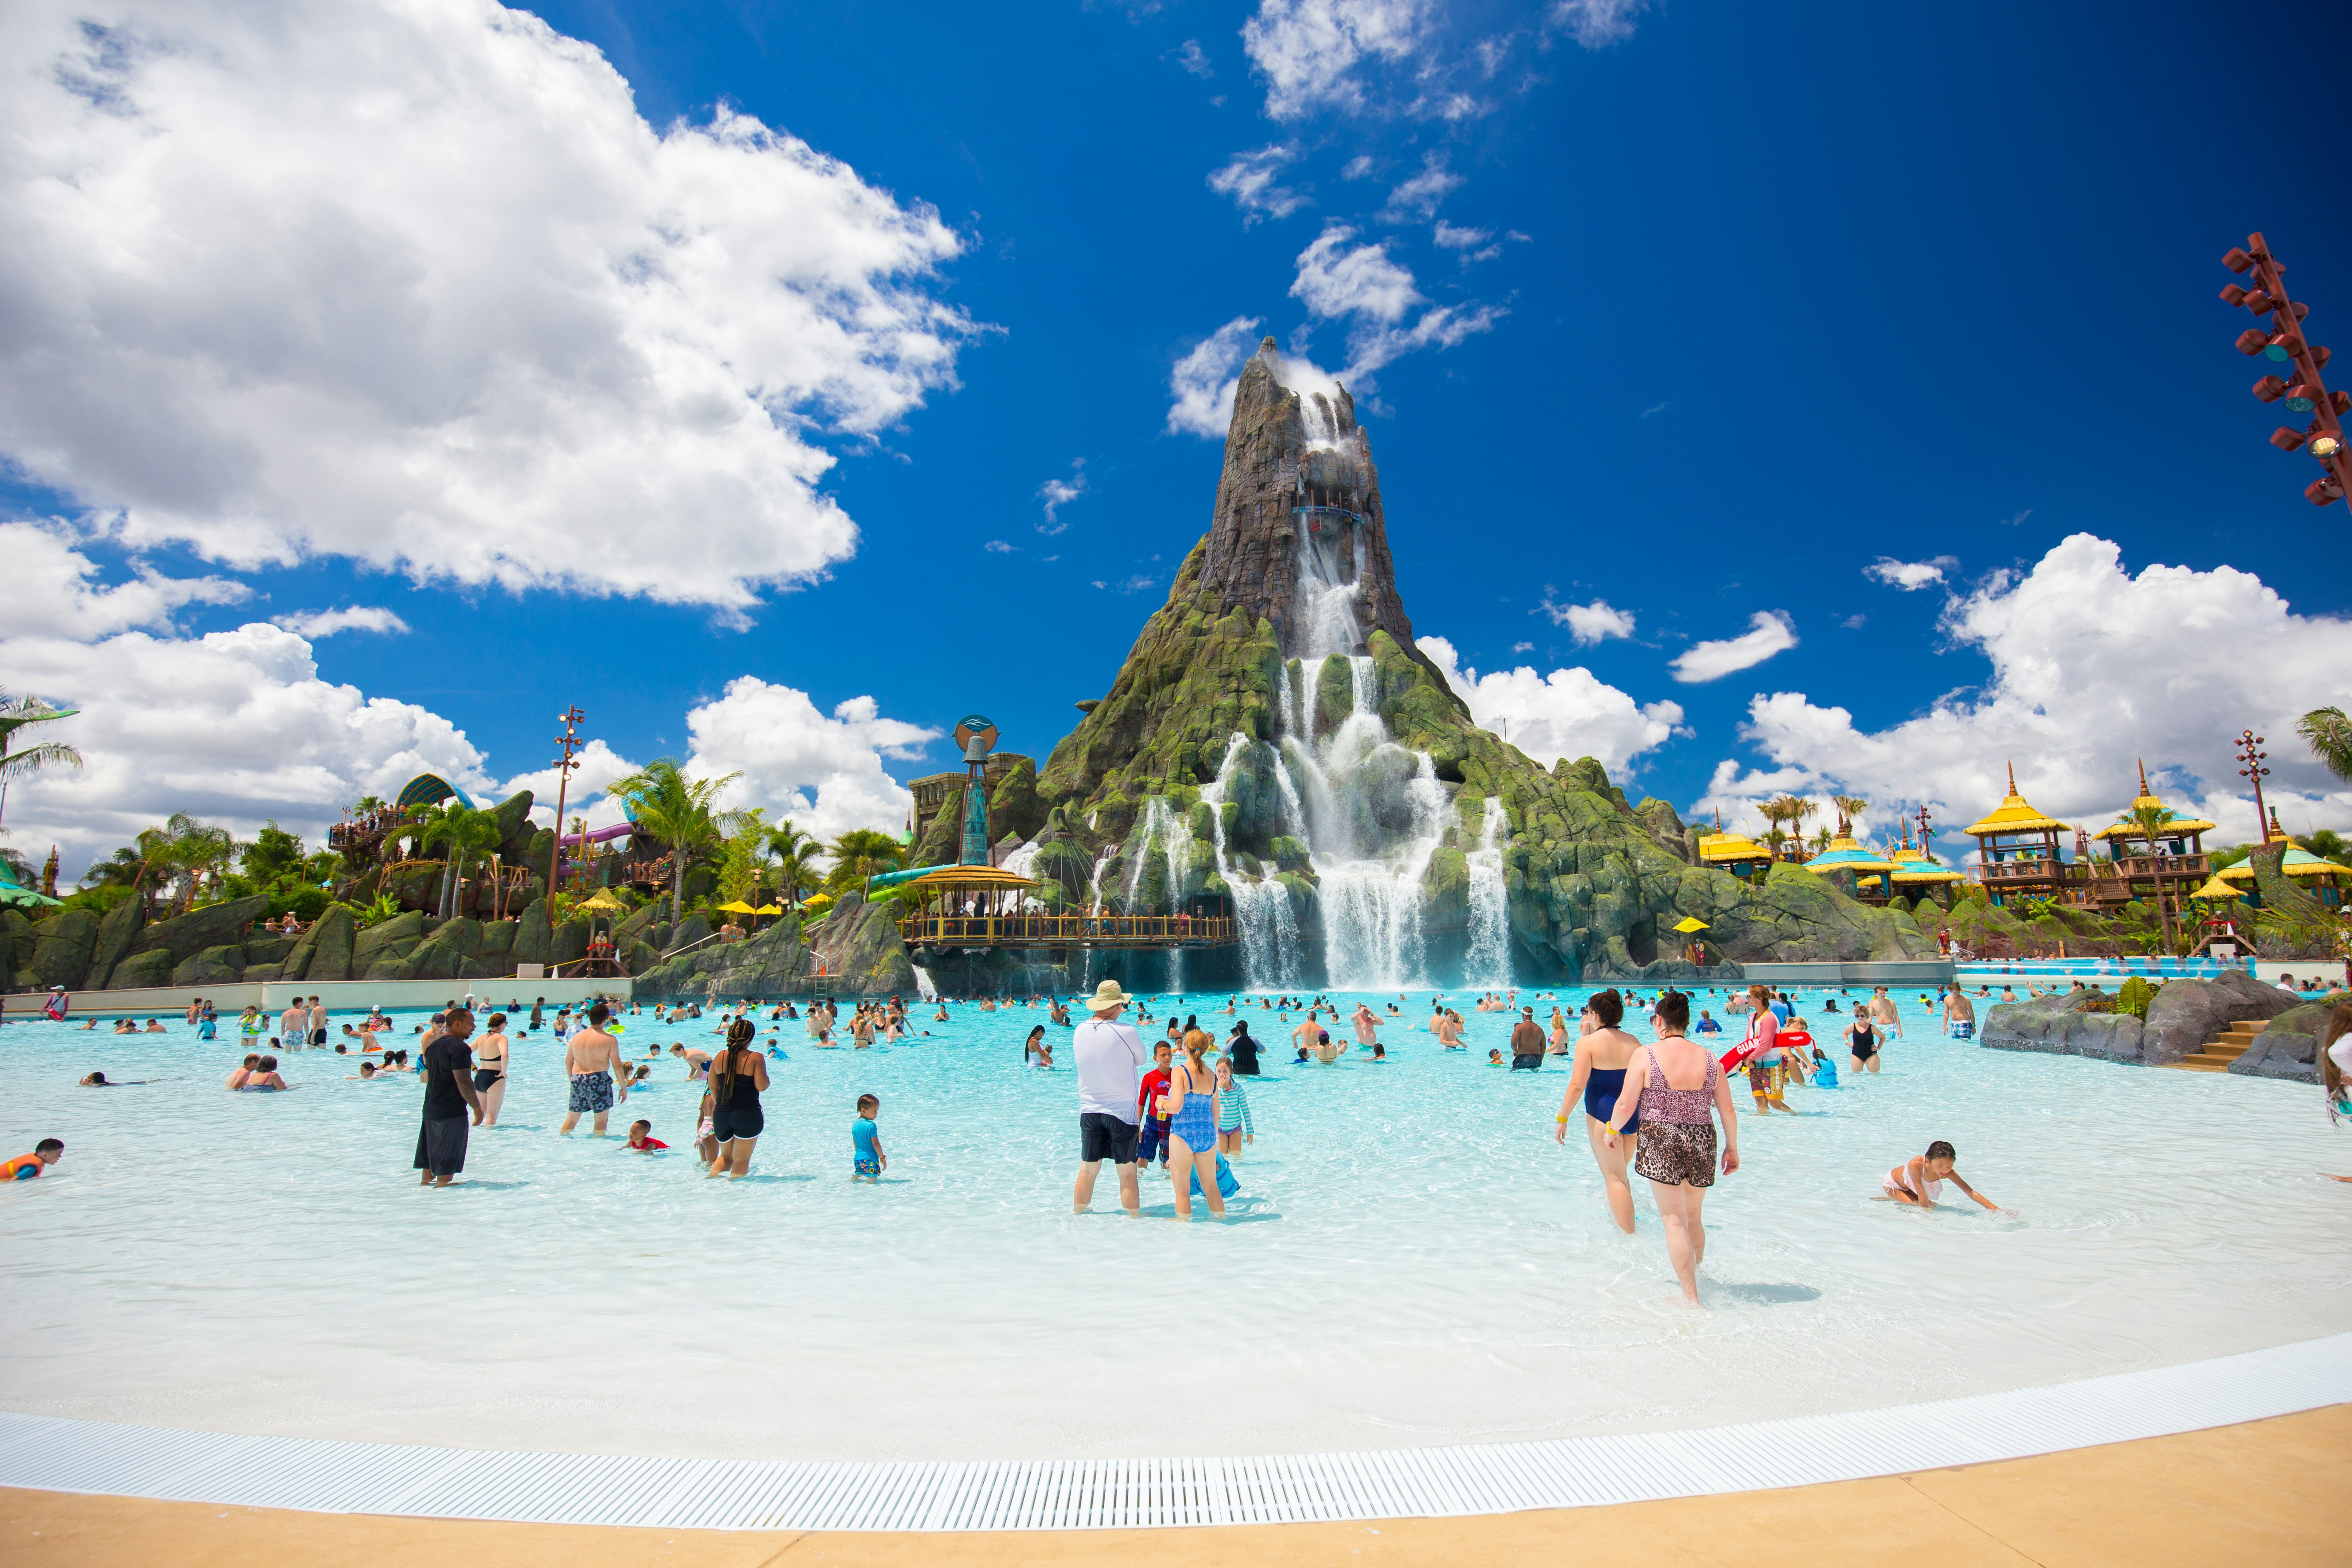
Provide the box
[1032,542,1934,982]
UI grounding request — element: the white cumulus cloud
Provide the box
[1863,556,1959,591]
[1419,636,1683,774]
[271,606,412,639]
[0,0,976,618]
[1292,224,1423,324]
[681,678,940,846]
[1166,316,1266,438]
[1,520,250,640]
[1549,0,1649,48]
[1207,144,1309,222]
[1670,611,1799,683]
[1689,534,2352,856]
[1037,460,1088,533]
[1379,153,1462,221]
[1243,0,1434,120]
[1433,219,1502,263]
[1544,597,1636,646]
[6,620,493,877]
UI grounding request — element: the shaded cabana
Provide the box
[1965,764,2071,907]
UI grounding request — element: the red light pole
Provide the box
[2235,729,2271,843]
[547,706,586,900]
[2218,233,2351,506]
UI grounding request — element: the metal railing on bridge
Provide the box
[898,913,1237,949]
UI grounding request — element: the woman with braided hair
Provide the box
[706,1017,770,1181]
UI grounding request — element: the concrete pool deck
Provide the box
[7,1404,2344,1567]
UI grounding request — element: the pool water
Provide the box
[1,989,2347,1463]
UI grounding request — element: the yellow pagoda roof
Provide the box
[2187,874,2243,902]
[1964,763,2069,837]
[1696,830,1770,863]
[1801,835,1899,873]
[2090,766,2216,840]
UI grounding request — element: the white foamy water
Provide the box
[2,994,2346,1464]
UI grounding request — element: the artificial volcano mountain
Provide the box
[1031,339,1931,985]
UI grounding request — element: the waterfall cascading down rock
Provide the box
[1038,333,1938,988]
[1209,352,1467,989]
[1466,796,1511,988]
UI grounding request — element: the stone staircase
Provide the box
[2169,1018,2268,1073]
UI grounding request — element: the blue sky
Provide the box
[4,0,2349,874]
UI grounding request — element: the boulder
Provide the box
[634,916,813,1001]
[304,904,358,983]
[988,756,1046,845]
[811,893,916,995]
[401,920,472,981]
[173,944,248,986]
[244,934,297,965]
[2230,996,2345,1083]
[553,917,590,965]
[31,908,101,990]
[85,897,146,989]
[354,909,427,965]
[669,913,714,954]
[124,896,270,967]
[2142,970,2300,1066]
[0,908,30,984]
[487,789,538,862]
[480,920,518,961]
[105,948,174,989]
[513,899,553,967]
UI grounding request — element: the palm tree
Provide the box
[603,758,747,921]
[825,829,907,898]
[416,804,504,918]
[1760,795,1813,861]
[0,692,82,832]
[2299,706,2352,783]
[766,821,823,906]
[2124,800,2179,951]
[1831,794,1869,836]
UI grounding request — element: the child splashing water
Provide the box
[1879,1140,2002,1213]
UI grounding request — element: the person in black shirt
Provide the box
[415,1008,485,1187]
[1226,1020,1262,1076]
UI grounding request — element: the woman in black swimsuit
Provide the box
[473,1012,511,1124]
[1846,1005,1880,1076]
[707,1019,769,1180]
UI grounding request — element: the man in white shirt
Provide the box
[1071,980,1147,1216]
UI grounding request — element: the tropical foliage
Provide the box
[601,758,747,920]
[411,802,505,919]
[2298,706,2352,784]
[824,828,906,894]
[766,821,822,908]
[718,807,772,907]
[0,692,81,787]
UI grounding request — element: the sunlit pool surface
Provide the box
[2,986,2346,1462]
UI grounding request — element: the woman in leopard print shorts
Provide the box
[1598,991,1739,1308]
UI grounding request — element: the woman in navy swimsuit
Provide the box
[1555,989,1645,1234]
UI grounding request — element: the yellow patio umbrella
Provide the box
[1672,916,1710,933]
[2187,874,2242,903]
[715,899,758,914]
[751,905,784,916]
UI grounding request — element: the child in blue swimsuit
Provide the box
[852,1094,885,1179]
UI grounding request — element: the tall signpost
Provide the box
[548,706,586,898]
[2217,232,2351,506]
[953,714,999,867]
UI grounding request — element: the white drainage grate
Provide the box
[3,1334,2346,1532]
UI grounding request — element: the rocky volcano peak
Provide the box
[1200,339,1424,666]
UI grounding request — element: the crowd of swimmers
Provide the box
[19,984,2352,1271]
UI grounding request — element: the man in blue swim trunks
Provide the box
[560,1003,627,1136]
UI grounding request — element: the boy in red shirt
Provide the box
[623,1120,667,1151]
[1136,1041,1173,1169]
